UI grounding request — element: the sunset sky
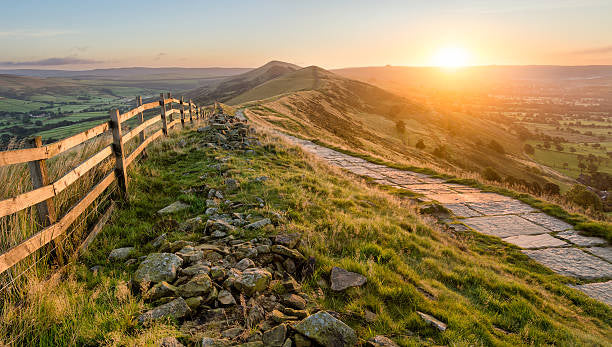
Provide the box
[1,0,611,69]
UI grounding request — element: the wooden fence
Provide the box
[0,93,206,275]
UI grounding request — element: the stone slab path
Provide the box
[281,134,612,305]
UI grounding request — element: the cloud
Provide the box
[0,30,74,38]
[153,52,167,61]
[0,57,103,66]
[570,45,612,55]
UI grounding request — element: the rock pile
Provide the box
[197,110,258,150]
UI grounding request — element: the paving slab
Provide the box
[463,215,550,238]
[570,281,612,306]
[464,200,536,216]
[520,213,573,231]
[586,247,612,262]
[502,234,568,249]
[443,203,483,218]
[556,231,607,246]
[427,192,511,204]
[523,248,612,279]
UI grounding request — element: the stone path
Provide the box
[281,134,612,305]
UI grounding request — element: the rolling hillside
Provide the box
[208,62,555,187]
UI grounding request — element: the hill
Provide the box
[228,65,556,189]
[188,61,301,104]
[0,67,250,80]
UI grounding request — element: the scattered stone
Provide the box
[364,310,377,323]
[262,324,287,347]
[270,309,298,323]
[245,218,271,230]
[282,293,306,310]
[211,230,228,238]
[177,274,213,298]
[330,267,367,291]
[235,258,256,271]
[156,337,184,347]
[416,311,447,331]
[144,281,177,302]
[271,245,304,259]
[158,201,190,215]
[181,262,210,276]
[222,327,243,339]
[366,335,399,347]
[90,265,102,275]
[225,178,239,191]
[135,253,183,283]
[201,337,231,347]
[275,233,301,248]
[234,268,272,295]
[151,233,168,248]
[109,247,134,261]
[217,289,236,305]
[185,296,203,310]
[294,311,357,347]
[283,258,296,273]
[138,297,190,324]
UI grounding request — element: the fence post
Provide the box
[136,96,145,143]
[159,93,168,136]
[167,92,173,122]
[180,97,185,128]
[189,99,194,125]
[110,109,128,197]
[27,136,57,226]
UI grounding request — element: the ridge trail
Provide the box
[274,131,612,305]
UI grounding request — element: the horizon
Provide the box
[1,0,611,69]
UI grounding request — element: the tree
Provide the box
[565,185,603,211]
[482,167,502,182]
[395,120,406,134]
[524,143,535,155]
[588,163,598,173]
[578,162,586,172]
[543,182,560,195]
[415,139,425,150]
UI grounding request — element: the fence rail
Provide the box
[0,93,207,275]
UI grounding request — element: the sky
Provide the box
[0,0,611,70]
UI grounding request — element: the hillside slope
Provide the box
[233,66,550,186]
[188,61,300,105]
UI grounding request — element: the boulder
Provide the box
[294,311,357,347]
[330,267,366,291]
[156,337,184,347]
[245,218,271,230]
[144,281,177,301]
[135,253,183,283]
[201,337,231,347]
[157,201,190,214]
[217,289,236,305]
[416,311,447,331]
[181,262,210,276]
[274,233,300,248]
[137,297,190,324]
[234,268,272,295]
[235,258,255,271]
[109,247,134,261]
[262,324,287,347]
[271,245,304,259]
[177,274,213,298]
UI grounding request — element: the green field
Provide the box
[527,140,612,178]
[0,97,47,112]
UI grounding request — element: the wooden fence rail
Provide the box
[0,94,206,275]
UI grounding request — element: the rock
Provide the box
[181,262,210,276]
[294,311,357,347]
[177,274,213,298]
[364,310,377,323]
[144,281,177,301]
[271,245,304,259]
[206,207,218,215]
[151,233,168,248]
[201,337,231,347]
[206,199,218,207]
[282,339,292,347]
[256,245,270,254]
[262,324,287,347]
[283,258,296,273]
[222,327,243,339]
[158,201,190,214]
[90,265,102,275]
[270,309,298,323]
[217,289,236,305]
[225,178,239,191]
[274,233,300,248]
[282,294,306,310]
[138,297,190,324]
[366,336,399,347]
[209,219,236,232]
[135,253,183,283]
[282,278,301,293]
[245,218,271,230]
[416,311,447,331]
[234,268,272,295]
[156,337,184,347]
[330,267,367,291]
[281,307,308,319]
[211,230,228,238]
[235,258,256,271]
[185,296,203,310]
[109,247,134,261]
[255,176,268,182]
[169,240,194,253]
[210,266,226,281]
[293,334,312,347]
[176,249,204,264]
[247,304,266,327]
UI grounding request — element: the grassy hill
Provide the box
[227,65,557,192]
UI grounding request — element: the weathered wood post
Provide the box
[180,97,185,128]
[28,136,57,226]
[189,99,194,124]
[159,93,169,136]
[136,96,145,143]
[110,109,128,197]
[167,92,173,122]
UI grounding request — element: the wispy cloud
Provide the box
[570,45,612,55]
[154,52,167,61]
[0,57,103,67]
[0,29,74,38]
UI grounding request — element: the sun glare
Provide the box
[432,46,469,68]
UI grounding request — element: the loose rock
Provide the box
[294,311,357,347]
[135,253,183,283]
[330,266,367,291]
[138,297,190,324]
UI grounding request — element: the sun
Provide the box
[432,46,470,68]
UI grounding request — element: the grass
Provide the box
[1,127,610,346]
